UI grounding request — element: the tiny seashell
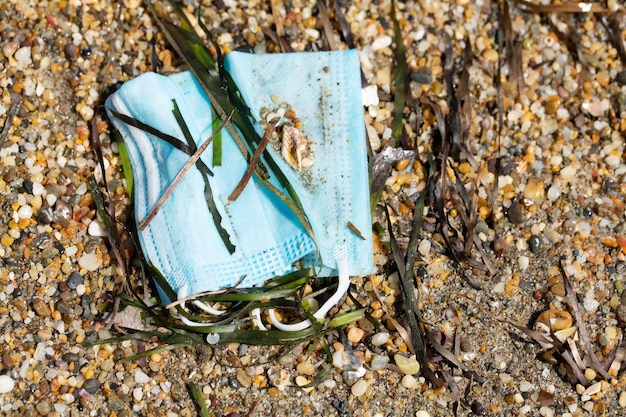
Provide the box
[553,326,577,343]
[281,125,307,172]
[535,308,573,331]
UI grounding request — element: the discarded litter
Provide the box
[106,49,373,333]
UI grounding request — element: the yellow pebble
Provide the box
[458,162,473,174]
[395,159,411,171]
[584,368,597,381]
[1,234,14,246]
[347,327,365,344]
[296,362,315,376]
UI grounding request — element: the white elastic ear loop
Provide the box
[176,284,225,327]
[268,258,350,331]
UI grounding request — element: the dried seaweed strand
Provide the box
[498,0,525,99]
[270,0,293,52]
[189,383,211,417]
[390,0,407,145]
[317,0,338,51]
[138,110,233,231]
[548,16,588,69]
[90,111,127,276]
[560,261,612,380]
[601,13,626,68]
[386,204,423,354]
[109,109,193,156]
[333,1,355,49]
[0,95,21,149]
[443,34,462,160]
[229,117,277,201]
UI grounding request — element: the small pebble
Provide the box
[33,297,52,317]
[371,332,389,347]
[296,362,315,376]
[134,370,150,384]
[67,271,84,289]
[370,354,390,371]
[347,327,365,343]
[350,379,369,397]
[36,401,52,415]
[394,354,420,375]
[83,378,101,394]
[415,411,430,417]
[371,35,392,51]
[507,200,524,224]
[401,374,418,389]
[78,252,102,272]
[520,380,533,392]
[133,387,144,401]
[529,235,541,255]
[15,46,32,64]
[0,375,15,394]
[88,220,107,237]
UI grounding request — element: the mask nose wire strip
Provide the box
[267,258,350,331]
[176,284,225,327]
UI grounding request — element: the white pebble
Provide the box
[539,406,554,417]
[332,350,345,368]
[547,185,561,201]
[350,379,369,397]
[606,154,621,169]
[519,380,533,392]
[415,411,430,417]
[418,239,431,257]
[0,375,15,394]
[17,205,33,219]
[518,255,529,270]
[304,28,319,40]
[46,194,57,206]
[371,332,390,347]
[76,284,86,296]
[78,253,102,272]
[88,220,107,237]
[371,35,392,51]
[32,182,45,196]
[14,46,32,64]
[507,108,524,122]
[401,374,418,389]
[65,245,78,257]
[560,165,576,182]
[134,370,150,384]
[132,387,143,401]
[583,296,599,312]
[323,379,336,389]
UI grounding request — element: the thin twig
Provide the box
[0,95,21,149]
[317,0,338,51]
[139,110,234,231]
[228,117,277,201]
[560,261,612,381]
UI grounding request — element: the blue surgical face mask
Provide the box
[106,49,373,330]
